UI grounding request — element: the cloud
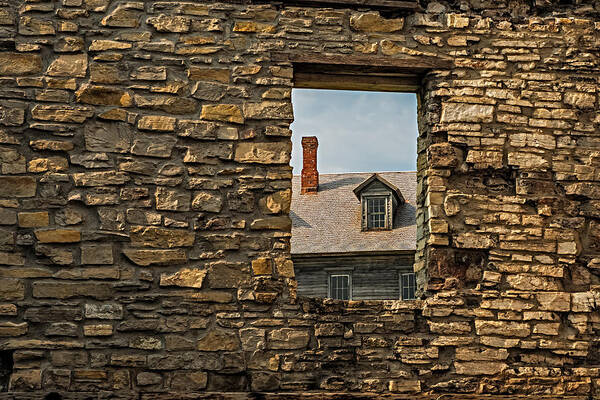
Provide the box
[290,89,418,174]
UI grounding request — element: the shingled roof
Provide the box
[291,171,417,255]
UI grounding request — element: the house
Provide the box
[291,136,417,301]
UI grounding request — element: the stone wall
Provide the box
[0,0,599,397]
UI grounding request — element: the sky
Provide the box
[290,89,418,175]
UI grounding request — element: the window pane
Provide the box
[367,197,387,229]
[401,273,416,300]
[331,275,350,300]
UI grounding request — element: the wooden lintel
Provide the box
[294,72,420,92]
[212,0,420,11]
[272,52,453,71]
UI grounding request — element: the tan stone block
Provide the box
[350,12,404,32]
[0,53,42,75]
[32,282,111,299]
[89,39,132,51]
[537,292,570,311]
[200,104,244,124]
[233,21,276,33]
[81,244,113,265]
[9,369,41,390]
[447,14,469,28]
[274,257,294,278]
[19,16,55,35]
[235,142,291,164]
[440,103,494,123]
[0,279,24,300]
[191,191,223,212]
[0,322,28,337]
[147,14,190,32]
[31,104,93,123]
[268,328,309,349]
[250,216,291,230]
[28,157,69,173]
[243,101,293,120]
[123,249,187,266]
[0,176,37,197]
[138,115,177,131]
[259,190,291,214]
[455,347,509,361]
[197,329,239,351]
[533,322,560,335]
[427,321,471,334]
[160,268,207,288]
[388,379,420,393]
[72,171,129,187]
[46,54,88,77]
[76,84,133,107]
[35,229,80,243]
[171,371,207,391]
[252,257,272,275]
[101,5,140,27]
[0,252,24,266]
[188,67,230,83]
[84,324,113,336]
[155,187,191,211]
[454,361,507,375]
[475,320,530,337]
[29,140,74,152]
[454,232,497,249]
[564,91,596,109]
[129,226,195,248]
[18,212,49,228]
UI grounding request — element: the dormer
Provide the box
[353,174,405,231]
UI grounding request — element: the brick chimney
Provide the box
[301,136,319,194]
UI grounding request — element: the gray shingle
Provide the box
[291,172,416,254]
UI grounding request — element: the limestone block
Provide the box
[31,105,93,123]
[19,17,55,35]
[0,278,25,300]
[197,329,239,351]
[201,104,244,124]
[243,102,293,120]
[233,21,276,33]
[137,115,177,131]
[34,229,80,243]
[234,142,291,164]
[440,103,494,123]
[84,303,123,320]
[147,14,190,32]
[122,249,187,266]
[81,244,113,265]
[188,67,230,83]
[268,328,310,349]
[350,12,404,32]
[191,191,223,212]
[536,292,570,311]
[155,187,191,212]
[76,84,133,107]
[33,282,111,299]
[160,268,207,288]
[474,320,530,337]
[0,53,42,75]
[72,171,130,187]
[129,226,195,248]
[46,54,88,77]
[18,212,49,228]
[454,361,508,375]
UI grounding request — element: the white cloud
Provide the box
[290,89,418,174]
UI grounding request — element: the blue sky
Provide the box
[290,89,418,175]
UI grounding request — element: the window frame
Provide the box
[328,273,352,300]
[362,194,391,231]
[400,272,416,300]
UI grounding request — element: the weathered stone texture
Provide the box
[1,0,600,397]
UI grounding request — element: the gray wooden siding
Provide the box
[293,253,414,300]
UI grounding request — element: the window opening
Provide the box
[329,274,351,300]
[401,273,416,300]
[290,86,418,302]
[366,196,388,229]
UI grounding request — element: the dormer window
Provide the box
[354,174,405,232]
[366,196,388,229]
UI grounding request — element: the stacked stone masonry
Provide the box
[0,0,599,397]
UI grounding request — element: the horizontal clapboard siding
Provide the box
[293,252,414,300]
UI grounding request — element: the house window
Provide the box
[366,196,388,229]
[329,274,351,300]
[400,273,416,300]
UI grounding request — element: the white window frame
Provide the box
[400,272,416,300]
[363,195,389,230]
[328,273,352,300]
